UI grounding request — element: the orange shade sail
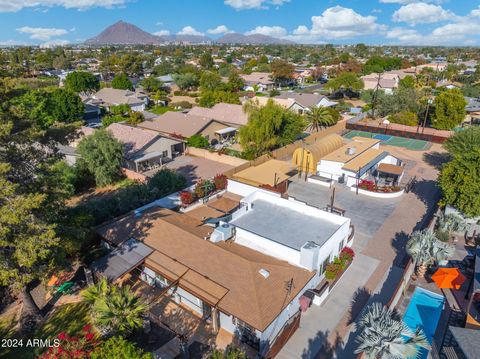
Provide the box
[432,268,466,290]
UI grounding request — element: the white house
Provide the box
[317,137,404,187]
[88,88,149,112]
[93,182,353,356]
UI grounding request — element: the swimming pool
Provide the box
[402,287,445,359]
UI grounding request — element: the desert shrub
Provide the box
[213,174,228,191]
[180,191,195,205]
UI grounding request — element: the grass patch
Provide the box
[36,302,91,340]
[149,105,174,115]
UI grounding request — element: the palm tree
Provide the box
[406,229,454,277]
[93,285,147,335]
[81,277,109,305]
[355,303,429,359]
[306,107,336,132]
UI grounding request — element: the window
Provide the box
[338,240,345,253]
[162,150,168,157]
[320,255,330,275]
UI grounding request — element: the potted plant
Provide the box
[180,191,195,206]
[213,174,228,191]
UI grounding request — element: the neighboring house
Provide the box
[274,92,337,113]
[292,68,314,84]
[361,73,399,95]
[58,126,95,165]
[83,103,101,121]
[138,111,234,143]
[466,97,480,125]
[316,136,404,187]
[106,122,184,173]
[87,88,149,112]
[156,74,174,87]
[188,103,249,127]
[92,183,353,355]
[241,72,274,92]
[250,96,300,112]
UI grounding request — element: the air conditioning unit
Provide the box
[346,147,356,155]
[210,222,234,243]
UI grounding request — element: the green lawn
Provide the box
[0,302,91,359]
[149,105,173,115]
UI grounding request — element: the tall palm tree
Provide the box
[306,107,336,132]
[355,303,429,359]
[93,285,147,335]
[406,229,454,277]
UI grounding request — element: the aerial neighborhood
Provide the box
[1,1,480,358]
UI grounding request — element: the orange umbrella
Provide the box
[432,268,466,290]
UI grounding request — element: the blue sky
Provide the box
[0,0,479,47]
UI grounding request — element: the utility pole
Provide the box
[371,72,382,121]
[422,97,433,134]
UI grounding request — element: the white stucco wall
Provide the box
[227,179,281,198]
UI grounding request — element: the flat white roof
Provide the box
[230,191,348,251]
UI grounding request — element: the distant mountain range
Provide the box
[216,33,294,45]
[85,21,294,45]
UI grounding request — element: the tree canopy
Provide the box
[173,72,198,90]
[239,99,305,158]
[443,126,480,157]
[439,149,480,218]
[431,88,467,130]
[77,129,124,187]
[326,72,364,93]
[270,59,294,83]
[187,134,209,148]
[111,73,133,90]
[64,71,100,93]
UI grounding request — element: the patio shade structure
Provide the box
[432,268,466,290]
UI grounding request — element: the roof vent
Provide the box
[259,268,270,279]
[346,147,356,155]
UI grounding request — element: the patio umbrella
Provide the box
[431,268,466,290]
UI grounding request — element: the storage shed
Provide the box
[292,134,344,174]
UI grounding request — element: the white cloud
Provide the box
[245,25,287,37]
[178,26,204,36]
[40,39,70,48]
[288,6,386,43]
[0,0,127,12]
[224,0,289,10]
[17,26,68,41]
[393,3,455,26]
[153,30,170,36]
[207,25,232,35]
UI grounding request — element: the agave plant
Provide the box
[93,285,147,335]
[437,212,467,238]
[355,303,429,359]
[406,229,455,277]
[306,107,336,132]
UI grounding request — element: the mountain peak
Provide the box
[85,20,162,45]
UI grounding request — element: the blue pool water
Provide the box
[402,287,445,359]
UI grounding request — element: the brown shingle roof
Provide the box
[188,103,248,126]
[96,206,314,331]
[138,112,215,138]
[106,123,159,159]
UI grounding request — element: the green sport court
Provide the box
[344,130,430,151]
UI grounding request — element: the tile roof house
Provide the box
[93,184,354,356]
[188,103,249,127]
[361,73,399,94]
[106,122,184,172]
[88,88,149,111]
[138,111,233,143]
[274,92,337,112]
[240,72,274,92]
